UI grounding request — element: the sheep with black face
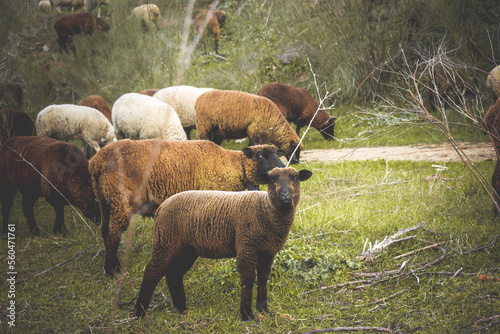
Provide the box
[134,167,312,320]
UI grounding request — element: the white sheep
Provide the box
[112,93,187,141]
[35,104,116,156]
[153,85,213,139]
[132,4,161,31]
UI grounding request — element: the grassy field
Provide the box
[1,0,500,333]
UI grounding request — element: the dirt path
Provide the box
[301,142,496,163]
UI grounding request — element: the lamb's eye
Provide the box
[293,176,298,181]
[269,178,274,183]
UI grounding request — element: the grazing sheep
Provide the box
[258,83,336,140]
[50,0,83,12]
[486,65,500,102]
[134,167,313,320]
[78,95,112,123]
[483,97,500,216]
[89,139,286,275]
[0,107,35,146]
[195,9,226,53]
[54,12,109,51]
[112,93,186,141]
[153,86,214,139]
[36,104,116,157]
[196,89,303,163]
[0,136,99,235]
[138,89,160,97]
[132,4,161,31]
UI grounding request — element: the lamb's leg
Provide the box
[256,254,274,314]
[22,193,40,235]
[49,199,68,235]
[237,255,257,321]
[295,124,302,137]
[102,220,121,276]
[165,250,198,313]
[1,187,16,234]
[135,259,167,317]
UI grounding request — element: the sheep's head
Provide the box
[242,145,285,189]
[319,117,336,140]
[256,167,312,211]
[285,140,303,165]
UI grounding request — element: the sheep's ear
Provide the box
[242,147,255,159]
[298,170,313,181]
[329,117,336,124]
[276,149,286,157]
[290,140,297,148]
[254,171,270,185]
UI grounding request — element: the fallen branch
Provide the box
[357,222,425,261]
[393,241,447,259]
[18,243,97,284]
[303,326,392,334]
[339,288,408,310]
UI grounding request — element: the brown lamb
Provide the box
[258,83,336,140]
[134,167,313,320]
[54,12,109,51]
[0,136,98,235]
[78,95,112,123]
[195,9,226,53]
[483,97,500,216]
[89,139,285,276]
[196,89,303,163]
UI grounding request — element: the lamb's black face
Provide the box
[320,117,336,140]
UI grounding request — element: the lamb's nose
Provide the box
[279,192,292,202]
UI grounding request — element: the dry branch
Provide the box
[356,222,425,260]
[393,241,447,259]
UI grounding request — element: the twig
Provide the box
[357,222,425,260]
[18,243,97,283]
[303,326,393,333]
[393,241,447,259]
[339,288,408,310]
[427,267,462,291]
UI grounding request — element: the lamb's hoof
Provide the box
[241,311,255,321]
[256,300,270,313]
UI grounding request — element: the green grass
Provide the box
[1,159,499,333]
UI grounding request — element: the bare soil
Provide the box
[301,142,496,163]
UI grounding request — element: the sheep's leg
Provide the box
[165,250,198,313]
[51,201,68,236]
[135,256,168,317]
[256,254,274,314]
[22,194,40,236]
[1,187,16,234]
[295,124,302,137]
[237,256,257,321]
[102,221,121,276]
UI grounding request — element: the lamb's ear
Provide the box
[242,147,255,159]
[254,171,270,185]
[329,117,337,124]
[276,149,286,157]
[298,170,313,181]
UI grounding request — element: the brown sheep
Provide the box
[196,89,303,164]
[89,139,285,275]
[138,89,160,97]
[54,12,109,52]
[0,107,35,146]
[195,9,226,54]
[134,167,312,320]
[258,83,336,140]
[0,136,99,235]
[486,65,500,102]
[483,97,500,216]
[78,95,112,123]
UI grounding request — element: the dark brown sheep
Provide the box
[138,89,160,97]
[89,139,285,276]
[195,9,226,54]
[54,12,109,51]
[258,83,336,140]
[78,95,112,123]
[483,97,500,216]
[196,90,303,164]
[134,167,313,320]
[0,136,98,235]
[0,107,35,146]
